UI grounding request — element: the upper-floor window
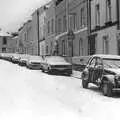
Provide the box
[50,42,53,55]
[106,0,112,22]
[58,18,62,34]
[73,13,77,30]
[51,19,54,34]
[80,7,85,27]
[3,37,7,45]
[95,4,100,26]
[63,15,67,32]
[47,21,50,34]
[56,0,63,6]
[69,13,77,30]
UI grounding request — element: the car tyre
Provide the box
[47,67,52,74]
[82,80,88,88]
[81,72,89,88]
[66,71,72,76]
[102,82,113,97]
[42,67,45,72]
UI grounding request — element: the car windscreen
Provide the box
[47,57,66,63]
[103,59,120,68]
[29,56,42,61]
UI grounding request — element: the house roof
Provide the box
[0,31,11,37]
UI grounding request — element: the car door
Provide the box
[88,57,96,82]
[93,57,103,83]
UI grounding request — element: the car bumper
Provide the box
[50,68,72,74]
[28,64,41,69]
[19,61,26,66]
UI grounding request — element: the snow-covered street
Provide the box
[0,60,120,120]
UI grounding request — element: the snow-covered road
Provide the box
[0,60,120,120]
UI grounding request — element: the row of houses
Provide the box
[1,0,120,58]
[0,31,17,53]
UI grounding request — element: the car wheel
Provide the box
[27,65,32,69]
[47,67,52,74]
[42,68,45,72]
[82,79,88,88]
[66,71,72,76]
[102,82,113,97]
[81,72,89,88]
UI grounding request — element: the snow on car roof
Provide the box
[92,54,120,59]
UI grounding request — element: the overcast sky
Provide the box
[0,0,50,32]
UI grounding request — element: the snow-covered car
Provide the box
[41,56,72,76]
[2,53,14,61]
[26,56,43,69]
[18,54,30,66]
[81,54,120,97]
[11,54,21,63]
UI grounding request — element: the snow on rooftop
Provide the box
[92,54,120,59]
[0,31,11,37]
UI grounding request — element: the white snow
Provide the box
[0,60,120,120]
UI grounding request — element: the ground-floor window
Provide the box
[46,46,48,55]
[79,38,84,56]
[50,42,53,55]
[62,40,65,56]
[118,40,120,55]
[103,35,109,54]
[2,47,6,53]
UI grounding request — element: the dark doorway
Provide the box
[88,34,96,55]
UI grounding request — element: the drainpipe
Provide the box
[37,9,40,56]
[117,0,120,29]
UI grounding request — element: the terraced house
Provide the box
[45,1,57,56]
[89,0,120,55]
[55,0,89,57]
[38,5,47,56]
[0,31,14,53]
[18,20,33,54]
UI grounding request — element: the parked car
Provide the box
[2,53,14,61]
[41,56,72,76]
[11,53,21,63]
[18,54,30,66]
[0,53,5,59]
[81,54,120,97]
[26,56,43,69]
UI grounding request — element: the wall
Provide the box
[95,26,117,54]
[31,10,39,55]
[55,0,88,56]
[46,1,56,55]
[91,0,117,30]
